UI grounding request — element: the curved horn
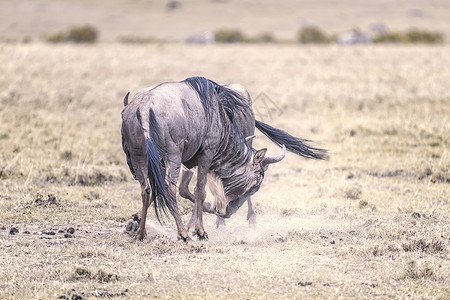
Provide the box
[262,144,286,166]
[123,92,130,107]
[245,135,256,141]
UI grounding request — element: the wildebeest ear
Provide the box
[253,148,267,165]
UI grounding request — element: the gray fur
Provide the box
[121,77,283,240]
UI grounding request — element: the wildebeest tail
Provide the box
[137,109,169,223]
[255,120,328,160]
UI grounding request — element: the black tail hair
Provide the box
[137,109,169,223]
[255,120,328,160]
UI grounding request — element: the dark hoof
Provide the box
[136,230,147,241]
[178,233,192,243]
[195,231,208,241]
[198,233,208,241]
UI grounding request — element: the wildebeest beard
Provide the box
[207,169,263,218]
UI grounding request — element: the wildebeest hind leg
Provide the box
[165,158,191,242]
[135,185,153,240]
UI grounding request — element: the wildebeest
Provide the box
[178,83,327,229]
[121,77,327,241]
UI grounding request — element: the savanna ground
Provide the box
[0,44,449,299]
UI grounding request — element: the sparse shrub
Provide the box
[251,32,275,43]
[374,28,443,44]
[402,239,446,253]
[44,25,98,43]
[118,35,157,44]
[67,25,98,43]
[214,29,248,43]
[417,167,433,180]
[400,260,435,280]
[358,200,369,209]
[345,186,362,200]
[45,31,66,43]
[72,267,93,280]
[96,269,119,283]
[406,28,443,43]
[0,168,8,179]
[281,208,298,216]
[27,194,61,208]
[75,167,127,186]
[298,26,332,44]
[60,150,73,161]
[430,170,450,184]
[71,267,118,283]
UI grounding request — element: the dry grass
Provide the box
[0,43,449,299]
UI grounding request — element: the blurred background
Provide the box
[1,0,449,44]
[1,2,449,298]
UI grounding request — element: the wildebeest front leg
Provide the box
[180,167,214,232]
[179,168,195,202]
[246,197,256,227]
[194,156,212,240]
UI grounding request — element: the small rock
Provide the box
[71,294,83,300]
[9,227,19,235]
[67,227,75,234]
[64,233,73,238]
[298,281,313,286]
[24,230,30,234]
[58,230,65,234]
[1,225,6,230]
[411,212,421,219]
[330,240,336,244]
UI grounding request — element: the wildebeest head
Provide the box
[208,145,286,218]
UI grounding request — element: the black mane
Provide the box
[183,76,253,180]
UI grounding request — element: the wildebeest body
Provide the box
[121,77,277,240]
